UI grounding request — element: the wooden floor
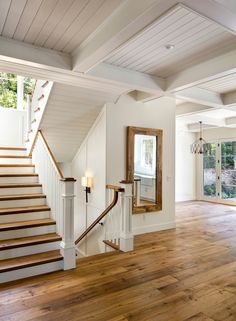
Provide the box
[1,201,236,321]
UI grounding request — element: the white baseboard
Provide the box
[133,221,176,235]
[175,196,197,202]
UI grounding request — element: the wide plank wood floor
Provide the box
[1,201,236,321]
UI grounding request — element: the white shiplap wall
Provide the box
[0,0,124,53]
[40,83,118,162]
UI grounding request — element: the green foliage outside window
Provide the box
[0,73,35,109]
[0,73,17,108]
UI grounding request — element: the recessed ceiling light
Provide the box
[165,44,175,50]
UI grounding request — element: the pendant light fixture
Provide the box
[191,121,209,154]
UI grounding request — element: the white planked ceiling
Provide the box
[105,5,236,78]
[0,0,123,53]
[41,82,117,162]
[197,73,236,93]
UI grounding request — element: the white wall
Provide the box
[71,108,106,256]
[0,107,26,147]
[106,95,176,235]
[176,121,197,202]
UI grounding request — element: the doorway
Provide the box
[203,140,236,205]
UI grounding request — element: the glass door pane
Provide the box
[221,141,236,200]
[203,143,217,198]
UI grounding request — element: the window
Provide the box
[202,140,236,203]
[0,73,35,109]
[203,143,216,197]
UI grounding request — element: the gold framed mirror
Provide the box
[126,126,163,214]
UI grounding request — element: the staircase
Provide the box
[0,146,63,283]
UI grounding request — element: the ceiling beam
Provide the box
[166,48,236,92]
[225,116,236,127]
[0,36,71,71]
[175,87,223,108]
[0,36,128,95]
[87,63,165,94]
[176,102,214,116]
[187,122,220,131]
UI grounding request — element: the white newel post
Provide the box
[60,178,76,270]
[119,182,134,252]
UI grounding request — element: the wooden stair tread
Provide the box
[0,233,62,251]
[0,164,34,167]
[103,240,120,251]
[0,183,42,188]
[0,174,38,177]
[0,205,50,215]
[0,147,26,151]
[0,219,56,231]
[0,156,31,159]
[0,250,62,273]
[0,193,46,201]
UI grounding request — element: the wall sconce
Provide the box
[81,176,93,203]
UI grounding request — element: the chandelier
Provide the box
[190,121,209,154]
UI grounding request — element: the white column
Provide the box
[17,75,24,110]
[60,178,76,270]
[119,182,134,252]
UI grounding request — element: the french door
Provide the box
[202,140,236,205]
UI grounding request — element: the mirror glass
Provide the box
[126,126,162,214]
[134,134,156,206]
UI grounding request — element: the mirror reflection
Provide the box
[134,134,156,206]
[126,126,162,214]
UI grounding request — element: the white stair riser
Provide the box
[0,150,26,156]
[0,225,56,240]
[0,186,42,196]
[0,211,50,223]
[0,158,32,165]
[0,167,35,174]
[0,242,61,259]
[0,198,46,208]
[0,261,63,283]
[0,176,38,184]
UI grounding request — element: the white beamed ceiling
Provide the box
[105,5,236,78]
[197,73,236,94]
[0,0,123,54]
[40,83,117,162]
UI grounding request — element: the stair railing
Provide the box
[75,182,134,252]
[26,80,53,154]
[30,130,76,270]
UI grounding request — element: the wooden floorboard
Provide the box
[1,201,236,320]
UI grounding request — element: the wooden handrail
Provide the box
[75,185,124,245]
[29,130,63,179]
